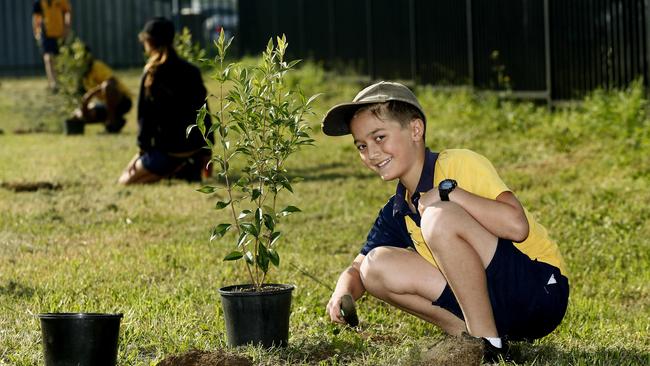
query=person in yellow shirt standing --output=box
[32,0,72,92]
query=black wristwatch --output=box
[438,179,457,201]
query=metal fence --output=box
[238,0,650,101]
[2,0,650,100]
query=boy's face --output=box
[350,109,424,182]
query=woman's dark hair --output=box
[139,17,176,96]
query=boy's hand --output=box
[418,188,442,216]
[326,293,346,324]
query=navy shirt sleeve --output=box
[360,196,412,255]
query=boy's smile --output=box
[350,109,425,190]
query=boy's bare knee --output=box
[421,202,463,247]
[360,247,392,295]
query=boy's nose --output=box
[368,145,380,159]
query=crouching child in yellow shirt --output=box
[69,48,132,133]
[321,81,569,362]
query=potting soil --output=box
[418,332,484,366]
[156,349,252,366]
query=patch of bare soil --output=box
[156,349,252,366]
[418,333,484,366]
[12,122,50,134]
[0,181,62,192]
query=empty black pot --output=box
[63,118,84,135]
[219,284,294,347]
[38,313,123,366]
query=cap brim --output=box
[322,101,377,136]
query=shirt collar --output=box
[393,148,437,217]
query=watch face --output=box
[440,180,453,190]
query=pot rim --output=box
[37,312,123,319]
[219,283,295,296]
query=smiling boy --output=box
[322,81,569,362]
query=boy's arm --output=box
[326,254,366,324]
[419,188,529,242]
[32,14,42,40]
[63,0,72,38]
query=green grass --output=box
[0,65,649,365]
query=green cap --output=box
[322,81,425,136]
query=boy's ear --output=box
[410,118,425,141]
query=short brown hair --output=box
[353,100,425,130]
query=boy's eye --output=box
[356,144,366,151]
[374,135,385,143]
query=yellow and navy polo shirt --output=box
[82,60,132,100]
[33,0,71,38]
[361,148,567,277]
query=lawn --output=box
[0,63,648,365]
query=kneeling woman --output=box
[119,17,212,184]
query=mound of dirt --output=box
[418,333,484,366]
[156,349,252,366]
[0,181,62,192]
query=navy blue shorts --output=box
[432,238,569,341]
[41,37,59,54]
[139,150,186,177]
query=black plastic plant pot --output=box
[38,313,123,366]
[219,284,295,348]
[64,118,84,135]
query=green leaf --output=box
[237,209,252,219]
[196,185,216,194]
[251,188,262,200]
[215,200,230,210]
[223,251,243,261]
[236,232,249,248]
[240,222,259,237]
[269,249,280,267]
[195,103,208,135]
[270,231,282,246]
[263,213,275,231]
[279,179,293,193]
[306,93,322,106]
[235,177,250,188]
[210,223,231,241]
[244,251,254,264]
[257,243,270,273]
[254,208,263,233]
[186,124,197,139]
[279,206,301,216]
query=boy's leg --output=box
[420,201,500,338]
[359,246,466,335]
[102,79,119,123]
[43,52,57,90]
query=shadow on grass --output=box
[279,337,364,364]
[0,280,35,299]
[513,342,650,365]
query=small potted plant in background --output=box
[55,37,89,134]
[191,30,319,347]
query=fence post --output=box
[409,0,417,82]
[645,0,650,89]
[544,0,552,105]
[465,0,474,86]
[366,0,374,80]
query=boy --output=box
[321,81,569,362]
[32,0,72,92]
